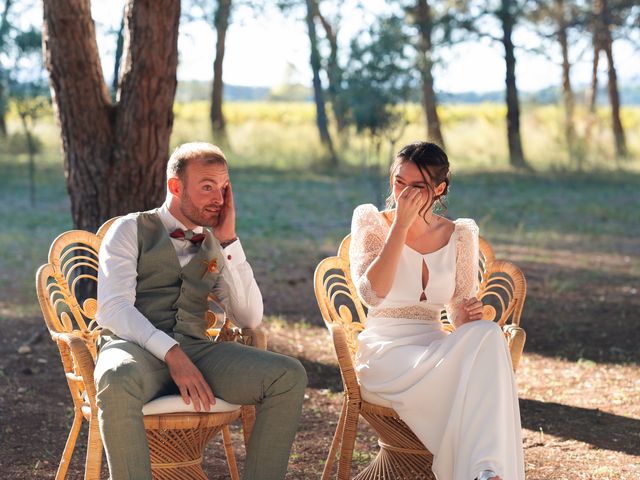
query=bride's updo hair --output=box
[385,141,451,218]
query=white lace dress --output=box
[350,204,524,480]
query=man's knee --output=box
[274,356,308,396]
[95,358,145,407]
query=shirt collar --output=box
[158,202,204,234]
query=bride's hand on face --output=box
[394,186,426,230]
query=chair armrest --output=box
[53,331,98,404]
[329,324,361,403]
[502,324,526,372]
[209,316,269,351]
[238,327,268,350]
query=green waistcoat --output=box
[134,210,222,340]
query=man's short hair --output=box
[166,142,227,180]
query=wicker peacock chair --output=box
[314,234,526,480]
[36,217,266,480]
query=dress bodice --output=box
[382,234,456,309]
[349,204,479,323]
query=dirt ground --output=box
[1,239,639,479]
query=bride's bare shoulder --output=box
[435,215,454,226]
[380,209,395,225]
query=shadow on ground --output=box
[520,398,640,455]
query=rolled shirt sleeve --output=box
[217,238,263,329]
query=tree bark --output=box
[603,38,627,158]
[499,0,527,168]
[588,44,599,113]
[0,83,6,137]
[18,112,36,206]
[312,1,347,133]
[43,0,180,231]
[210,0,231,143]
[413,0,445,149]
[556,0,577,163]
[0,0,14,137]
[304,0,337,165]
[598,0,627,158]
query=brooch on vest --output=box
[203,258,219,277]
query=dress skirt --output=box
[356,318,525,480]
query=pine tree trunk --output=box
[603,40,627,158]
[599,0,627,158]
[0,0,14,137]
[414,0,445,149]
[210,0,231,143]
[19,113,36,206]
[589,44,599,113]
[43,0,180,232]
[500,0,527,168]
[591,0,627,158]
[0,88,6,136]
[556,0,576,164]
[305,0,337,165]
[313,3,346,133]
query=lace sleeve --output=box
[445,219,479,325]
[349,204,387,307]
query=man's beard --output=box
[180,191,221,227]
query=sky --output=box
[31,1,640,94]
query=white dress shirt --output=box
[96,203,263,360]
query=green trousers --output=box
[94,334,307,480]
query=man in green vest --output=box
[95,142,307,479]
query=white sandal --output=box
[477,470,498,480]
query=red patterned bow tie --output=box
[170,228,206,245]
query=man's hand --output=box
[164,345,216,411]
[213,181,237,244]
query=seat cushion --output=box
[142,394,240,415]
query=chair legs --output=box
[144,411,242,480]
[324,400,435,480]
[222,425,240,480]
[322,397,348,480]
[56,412,243,480]
[356,404,435,480]
[240,405,256,448]
[331,398,361,480]
[55,411,83,480]
[337,401,361,480]
[84,417,103,480]
[352,445,434,480]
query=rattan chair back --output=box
[319,234,525,359]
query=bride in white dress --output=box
[350,142,524,480]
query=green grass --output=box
[1,102,639,319]
[170,101,640,171]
